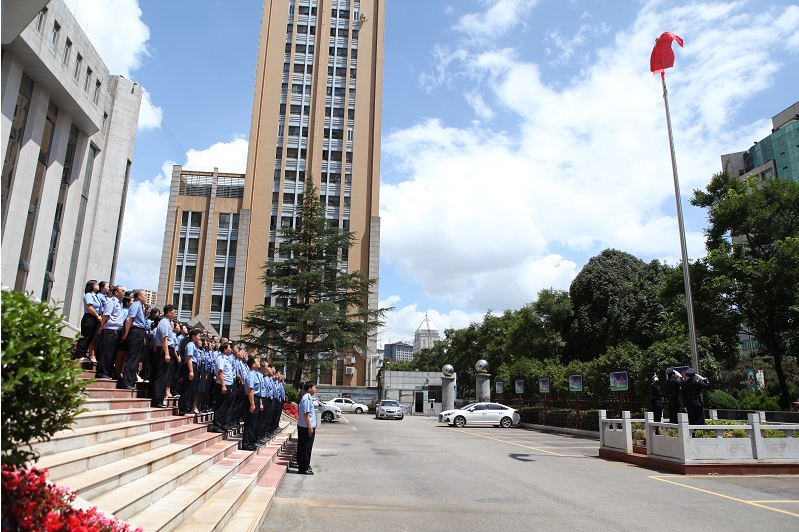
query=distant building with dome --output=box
[413,315,441,354]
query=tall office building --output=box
[2,0,142,327]
[413,316,440,354]
[159,0,384,385]
[721,101,799,184]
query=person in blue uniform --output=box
[241,356,263,451]
[151,305,177,408]
[73,280,101,361]
[121,290,148,390]
[178,329,201,416]
[211,343,236,432]
[95,285,126,380]
[296,381,317,475]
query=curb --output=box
[519,422,599,440]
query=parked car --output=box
[438,402,520,428]
[375,399,404,420]
[326,397,369,414]
[313,399,342,422]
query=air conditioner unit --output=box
[345,367,356,375]
[346,356,356,364]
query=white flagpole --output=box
[660,72,700,372]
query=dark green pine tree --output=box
[240,179,388,389]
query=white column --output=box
[1,83,49,283]
[1,56,24,160]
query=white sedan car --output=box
[313,399,342,422]
[326,397,369,414]
[438,402,520,428]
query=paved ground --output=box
[262,412,799,531]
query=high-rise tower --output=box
[159,0,384,386]
[238,0,384,384]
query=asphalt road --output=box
[261,412,799,532]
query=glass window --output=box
[50,21,60,48]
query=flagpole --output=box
[660,72,700,371]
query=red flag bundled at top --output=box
[650,32,684,76]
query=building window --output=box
[50,21,61,48]
[93,80,101,104]
[84,67,92,92]
[102,112,108,134]
[35,8,47,32]
[73,54,82,79]
[351,48,358,59]
[62,39,72,65]
[347,128,353,141]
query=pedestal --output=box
[442,376,455,411]
[476,373,491,403]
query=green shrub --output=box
[704,389,740,410]
[283,383,297,404]
[1,291,87,465]
[694,420,748,438]
[739,393,781,411]
[763,429,786,438]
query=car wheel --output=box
[500,416,512,428]
[454,416,466,428]
[322,411,333,422]
[355,407,363,414]
[398,415,403,420]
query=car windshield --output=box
[459,403,476,410]
[381,401,399,407]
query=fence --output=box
[503,396,649,432]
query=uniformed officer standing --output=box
[211,343,236,432]
[73,280,102,361]
[296,381,317,475]
[664,368,683,423]
[241,356,262,451]
[151,305,177,408]
[95,285,126,380]
[649,374,663,423]
[681,368,711,426]
[121,290,148,390]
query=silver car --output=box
[375,399,404,420]
[438,402,520,428]
[313,399,342,422]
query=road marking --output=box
[649,476,799,518]
[352,427,357,431]
[341,416,350,424]
[420,421,580,457]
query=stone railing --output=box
[598,410,799,464]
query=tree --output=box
[1,291,87,465]
[240,179,389,389]
[691,172,799,409]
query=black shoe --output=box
[210,428,225,433]
[298,470,314,475]
[241,445,257,451]
[125,385,137,391]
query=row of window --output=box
[271,191,351,208]
[35,8,102,106]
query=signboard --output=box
[514,379,524,394]
[746,369,764,392]
[569,375,583,392]
[539,378,550,394]
[496,381,504,394]
[609,371,628,392]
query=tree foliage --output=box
[1,291,87,465]
[240,179,389,388]
[691,172,799,409]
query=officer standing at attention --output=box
[121,290,148,391]
[95,285,126,380]
[649,374,663,423]
[151,305,177,408]
[296,381,317,475]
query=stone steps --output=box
[42,366,296,531]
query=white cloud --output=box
[378,297,482,346]
[380,0,799,318]
[454,0,539,42]
[67,0,149,77]
[116,138,249,290]
[137,88,162,130]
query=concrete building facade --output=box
[384,341,413,362]
[159,0,385,387]
[413,315,440,354]
[1,0,142,325]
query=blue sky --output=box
[68,0,799,345]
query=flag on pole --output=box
[650,32,684,75]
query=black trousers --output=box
[687,404,704,425]
[259,398,274,440]
[667,397,681,423]
[242,399,261,449]
[270,399,283,433]
[212,382,234,431]
[123,328,146,388]
[296,426,315,473]
[179,361,199,413]
[151,346,174,406]
[95,329,120,378]
[74,313,98,359]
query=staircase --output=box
[32,369,297,532]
